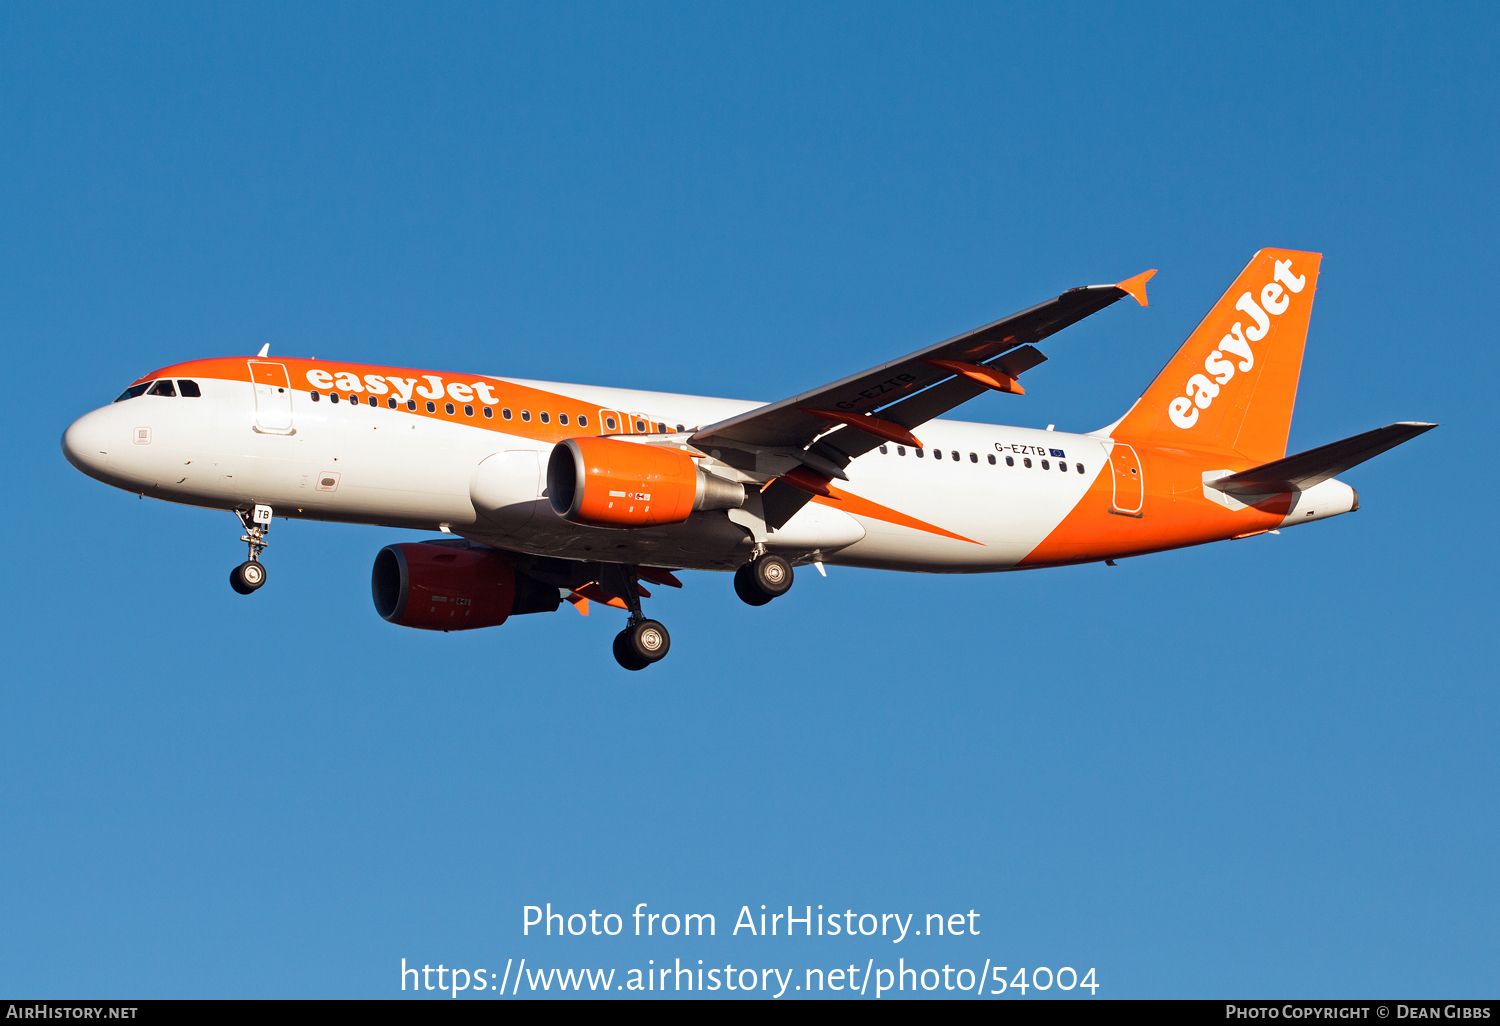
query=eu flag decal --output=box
[1049,448,1066,458]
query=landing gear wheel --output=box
[614,620,670,670]
[230,560,267,595]
[734,564,773,606]
[734,554,793,605]
[753,554,793,597]
[612,631,650,671]
[629,620,670,662]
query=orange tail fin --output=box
[1110,249,1322,463]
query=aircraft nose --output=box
[62,408,113,472]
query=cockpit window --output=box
[177,380,201,397]
[147,380,177,397]
[114,382,151,402]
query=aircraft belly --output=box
[462,508,753,572]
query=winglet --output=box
[256,343,271,357]
[1115,269,1157,307]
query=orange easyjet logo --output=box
[1167,259,1307,429]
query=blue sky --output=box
[2,2,1496,999]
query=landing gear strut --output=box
[230,505,272,595]
[734,552,793,606]
[604,564,672,671]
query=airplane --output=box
[62,248,1434,670]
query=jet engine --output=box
[371,540,561,631]
[547,436,745,528]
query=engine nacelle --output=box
[371,540,561,631]
[547,436,745,528]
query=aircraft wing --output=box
[1214,422,1438,495]
[690,270,1155,465]
[688,271,1153,528]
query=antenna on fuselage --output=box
[256,343,270,357]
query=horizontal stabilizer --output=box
[1214,422,1437,495]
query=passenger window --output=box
[502,408,512,420]
[1059,462,1068,472]
[578,414,587,427]
[147,380,177,397]
[675,423,684,431]
[538,412,548,423]
[657,422,668,433]
[483,406,493,418]
[177,380,201,397]
[1023,458,1031,468]
[605,416,617,430]
[897,446,906,456]
[348,394,358,404]
[426,401,436,412]
[464,404,473,417]
[331,392,340,404]
[445,402,456,415]
[951,450,960,461]
[969,452,977,463]
[368,396,378,407]
[1041,459,1050,470]
[310,391,321,401]
[987,454,996,465]
[916,448,925,458]
[879,445,888,454]
[113,383,151,402]
[407,400,416,410]
[1077,463,1085,474]
[934,449,942,460]
[559,413,569,425]
[635,419,647,432]
[521,410,531,422]
[387,397,397,409]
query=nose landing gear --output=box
[734,552,793,606]
[602,564,672,671]
[230,505,272,595]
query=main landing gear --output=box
[734,552,794,607]
[230,505,272,595]
[605,565,672,672]
[613,620,670,672]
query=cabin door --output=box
[248,361,295,434]
[1107,441,1143,516]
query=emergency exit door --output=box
[248,360,294,434]
[1107,441,1143,516]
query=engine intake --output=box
[547,436,745,528]
[371,540,561,631]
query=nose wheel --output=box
[230,560,267,594]
[230,505,273,596]
[734,553,793,606]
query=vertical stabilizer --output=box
[1111,249,1321,463]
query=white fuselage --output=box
[63,364,1357,575]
